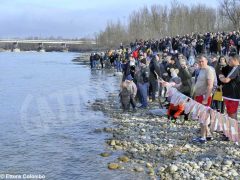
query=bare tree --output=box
[219,0,240,29]
[97,1,235,47]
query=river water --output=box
[0,52,142,180]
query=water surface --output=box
[0,52,145,180]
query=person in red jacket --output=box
[132,49,139,60]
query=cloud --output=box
[0,0,218,38]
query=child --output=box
[120,74,137,112]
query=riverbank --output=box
[90,92,240,179]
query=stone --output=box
[146,163,153,168]
[148,168,155,176]
[100,152,110,157]
[198,161,204,167]
[183,173,190,179]
[158,167,165,173]
[192,163,200,169]
[115,140,121,145]
[223,159,233,166]
[167,144,174,148]
[119,166,125,170]
[203,161,212,170]
[162,124,168,129]
[173,174,181,179]
[130,148,138,153]
[222,166,228,171]
[114,145,123,150]
[108,163,119,170]
[134,167,144,172]
[169,165,178,173]
[150,177,157,180]
[110,140,116,146]
[213,170,221,176]
[172,150,181,157]
[222,173,228,177]
[118,156,129,163]
[198,173,205,179]
[103,127,113,133]
[230,170,238,177]
[184,144,192,149]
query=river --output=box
[0,52,141,180]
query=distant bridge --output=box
[0,39,96,45]
[0,39,96,52]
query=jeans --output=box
[96,60,100,68]
[92,60,96,68]
[137,82,149,107]
[116,61,122,72]
[149,79,158,101]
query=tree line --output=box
[97,0,240,48]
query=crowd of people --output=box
[90,31,240,144]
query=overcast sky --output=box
[0,0,218,39]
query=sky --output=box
[0,0,218,39]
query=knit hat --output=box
[126,74,133,81]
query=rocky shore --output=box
[90,93,240,180]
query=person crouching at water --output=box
[162,69,185,122]
[120,74,137,112]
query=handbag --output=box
[213,90,223,101]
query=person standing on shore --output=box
[219,55,240,120]
[90,53,94,69]
[136,58,150,108]
[192,55,215,144]
[149,54,161,102]
[122,55,136,81]
[120,74,137,112]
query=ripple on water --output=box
[0,52,140,180]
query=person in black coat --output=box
[149,54,161,101]
[219,55,240,120]
[178,59,192,97]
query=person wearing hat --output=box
[135,58,150,108]
[120,74,137,112]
